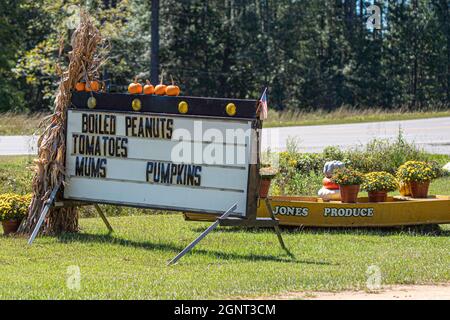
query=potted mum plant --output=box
[362,172,398,202]
[259,166,278,198]
[396,161,439,198]
[331,168,364,203]
[0,193,31,235]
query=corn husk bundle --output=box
[19,12,104,235]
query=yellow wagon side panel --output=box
[184,196,450,227]
[260,197,450,227]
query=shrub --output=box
[0,193,31,221]
[322,146,345,162]
[396,161,440,183]
[295,153,325,174]
[272,171,322,196]
[331,168,364,186]
[343,130,428,174]
[292,130,429,176]
[361,172,398,192]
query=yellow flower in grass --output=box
[288,159,298,167]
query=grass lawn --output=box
[0,113,48,136]
[0,215,449,299]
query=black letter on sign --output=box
[81,114,88,133]
[194,166,202,186]
[166,119,174,139]
[100,158,107,178]
[146,162,154,182]
[125,116,131,136]
[75,156,85,176]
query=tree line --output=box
[1,0,449,112]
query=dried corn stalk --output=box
[19,12,104,235]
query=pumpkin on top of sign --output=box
[128,78,143,94]
[75,82,85,92]
[166,76,180,96]
[154,74,167,95]
[85,80,100,92]
[143,80,154,95]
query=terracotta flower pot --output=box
[339,184,360,203]
[368,191,388,203]
[2,220,21,235]
[399,181,412,197]
[410,181,430,198]
[259,178,272,198]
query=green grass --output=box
[429,177,450,195]
[0,151,448,299]
[0,215,449,299]
[264,108,450,128]
[0,112,48,135]
[0,156,34,194]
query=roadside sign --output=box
[64,92,260,217]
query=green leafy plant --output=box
[362,172,398,192]
[396,161,440,183]
[331,168,364,186]
[0,193,31,221]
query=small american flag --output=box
[258,88,268,120]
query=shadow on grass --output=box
[199,224,450,237]
[56,232,333,266]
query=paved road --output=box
[0,135,39,156]
[261,116,450,155]
[0,117,449,155]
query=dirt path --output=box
[260,283,450,300]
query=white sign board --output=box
[64,109,256,216]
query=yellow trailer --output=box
[184,195,450,227]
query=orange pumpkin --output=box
[75,82,85,92]
[154,74,167,95]
[85,81,100,92]
[128,78,143,94]
[166,85,180,96]
[143,80,154,95]
[155,84,167,95]
[165,76,180,96]
[323,177,339,190]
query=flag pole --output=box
[260,87,268,100]
[256,87,268,114]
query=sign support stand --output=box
[94,204,114,233]
[264,198,287,250]
[28,198,114,245]
[167,203,238,266]
[28,184,61,245]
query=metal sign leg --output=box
[264,198,287,250]
[94,204,113,233]
[27,184,61,245]
[167,203,238,266]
